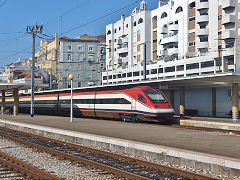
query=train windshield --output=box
[143,89,168,104]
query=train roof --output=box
[21,84,155,96]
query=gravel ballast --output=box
[0,137,119,179]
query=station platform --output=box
[179,116,240,131]
[0,114,239,177]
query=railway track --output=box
[0,127,212,180]
[0,150,60,180]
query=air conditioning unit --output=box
[88,82,95,86]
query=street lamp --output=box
[69,74,74,122]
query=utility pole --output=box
[26,24,43,117]
[141,42,149,81]
[143,43,147,80]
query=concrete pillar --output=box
[212,88,216,117]
[170,89,175,108]
[1,90,5,115]
[180,87,185,118]
[232,83,239,121]
[13,88,19,116]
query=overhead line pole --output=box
[26,24,43,117]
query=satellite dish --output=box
[117,39,123,46]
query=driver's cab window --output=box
[138,94,147,103]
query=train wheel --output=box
[131,114,140,123]
[120,114,129,122]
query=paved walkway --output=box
[182,116,240,124]
[0,114,240,159]
[180,116,240,131]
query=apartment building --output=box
[57,35,106,89]
[103,0,240,118]
[105,1,151,78]
[103,0,239,84]
[36,33,59,89]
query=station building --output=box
[103,0,240,119]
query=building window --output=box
[107,30,111,35]
[68,45,72,50]
[88,55,94,62]
[126,24,128,28]
[133,21,136,26]
[152,16,157,22]
[67,82,71,88]
[115,29,117,33]
[138,18,143,24]
[189,2,195,9]
[218,15,222,20]
[189,42,195,46]
[78,82,81,87]
[161,12,167,19]
[77,74,81,78]
[67,54,72,61]
[175,7,183,14]
[78,45,83,51]
[78,54,84,61]
[199,36,208,42]
[189,17,195,22]
[88,46,93,51]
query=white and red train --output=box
[5,86,174,122]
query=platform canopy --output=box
[154,73,240,88]
[0,83,48,92]
[108,72,240,89]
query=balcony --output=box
[196,28,209,36]
[197,41,209,49]
[160,35,178,45]
[222,0,236,10]
[222,30,236,40]
[196,15,209,23]
[117,46,128,55]
[161,49,168,56]
[168,48,179,55]
[196,1,209,10]
[169,24,178,31]
[222,47,234,57]
[222,14,236,25]
[159,27,168,34]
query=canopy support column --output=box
[13,88,19,116]
[180,87,185,118]
[232,83,239,121]
[212,88,216,117]
[1,90,5,115]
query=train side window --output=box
[138,94,147,103]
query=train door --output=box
[131,98,136,111]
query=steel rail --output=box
[0,129,149,180]
[0,151,60,180]
[0,127,213,180]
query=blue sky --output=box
[0,0,162,67]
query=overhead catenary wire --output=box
[0,0,8,8]
[0,0,141,63]
[61,0,143,35]
[0,0,92,63]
